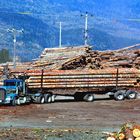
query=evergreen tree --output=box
[0,49,11,63]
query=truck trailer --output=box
[25,68,140,103]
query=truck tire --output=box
[16,98,21,105]
[36,96,45,104]
[83,94,94,102]
[44,94,52,103]
[51,95,55,103]
[114,91,125,101]
[126,90,137,99]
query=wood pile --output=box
[32,46,90,70]
[0,44,139,82]
[6,62,32,70]
[32,44,140,70]
[106,122,140,140]
[25,68,140,92]
[0,62,32,83]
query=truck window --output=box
[19,82,23,87]
[5,82,16,86]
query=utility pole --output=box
[81,12,93,46]
[7,28,23,69]
[59,22,62,48]
[85,12,88,46]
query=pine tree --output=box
[0,49,11,63]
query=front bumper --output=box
[0,99,11,104]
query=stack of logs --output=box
[106,123,140,140]
[32,46,90,70]
[0,66,4,85]
[25,68,140,92]
[32,44,140,70]
[0,44,139,84]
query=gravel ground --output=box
[0,97,140,139]
[0,128,106,140]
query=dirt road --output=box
[0,98,140,131]
[0,98,140,139]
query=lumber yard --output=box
[0,44,139,105]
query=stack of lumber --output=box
[83,44,140,70]
[0,44,139,81]
[25,68,140,90]
[7,62,32,70]
[0,62,32,80]
[106,122,140,140]
[32,44,140,70]
[98,45,140,69]
[32,46,90,70]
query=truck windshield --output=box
[5,82,16,86]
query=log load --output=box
[24,68,140,93]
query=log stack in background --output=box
[0,44,139,82]
[32,45,90,70]
[32,44,140,70]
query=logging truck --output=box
[0,68,139,105]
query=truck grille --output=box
[0,88,6,100]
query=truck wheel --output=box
[36,96,45,104]
[126,90,137,99]
[114,91,125,101]
[10,98,16,106]
[83,94,94,102]
[16,98,21,105]
[51,95,55,103]
[44,94,52,103]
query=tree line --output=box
[0,49,11,63]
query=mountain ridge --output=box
[0,0,139,61]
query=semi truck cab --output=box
[0,79,29,105]
[4,79,24,93]
[0,86,18,105]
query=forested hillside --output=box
[0,0,139,61]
